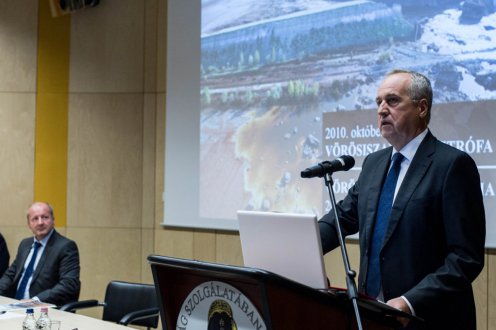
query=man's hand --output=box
[387,297,411,327]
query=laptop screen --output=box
[237,210,329,289]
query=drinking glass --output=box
[50,320,61,330]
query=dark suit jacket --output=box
[0,233,9,277]
[319,131,485,330]
[0,230,80,306]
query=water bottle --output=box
[22,308,36,330]
[35,307,51,330]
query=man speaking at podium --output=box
[318,70,485,329]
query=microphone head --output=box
[300,169,311,178]
[340,155,355,170]
[300,155,355,179]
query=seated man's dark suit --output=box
[0,230,80,306]
[0,233,9,277]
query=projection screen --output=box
[164,0,496,247]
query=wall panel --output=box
[67,93,143,228]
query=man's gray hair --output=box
[387,69,433,124]
[26,202,54,220]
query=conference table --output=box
[0,296,130,329]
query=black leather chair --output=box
[60,280,160,329]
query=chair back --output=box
[102,280,159,328]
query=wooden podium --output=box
[148,255,404,330]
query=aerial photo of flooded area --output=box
[199,0,496,219]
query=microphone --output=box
[300,155,355,178]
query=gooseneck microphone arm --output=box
[324,172,363,330]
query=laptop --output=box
[237,210,329,289]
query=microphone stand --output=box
[324,172,363,330]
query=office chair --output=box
[60,280,160,329]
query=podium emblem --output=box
[176,281,266,329]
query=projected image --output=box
[199,0,496,223]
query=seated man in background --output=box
[0,233,9,277]
[0,202,80,306]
